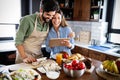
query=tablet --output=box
[49,38,70,47]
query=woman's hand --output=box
[61,40,72,48]
[68,31,75,38]
[23,56,37,63]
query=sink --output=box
[113,49,120,54]
[88,45,111,51]
[107,48,120,54]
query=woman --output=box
[45,10,75,57]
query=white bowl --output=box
[46,71,60,79]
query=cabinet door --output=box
[71,46,79,53]
[73,0,91,21]
[89,50,106,61]
[78,47,89,57]
[105,55,118,61]
[71,46,89,57]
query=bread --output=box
[68,54,78,60]
[39,59,61,71]
[68,53,84,60]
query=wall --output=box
[0,0,21,23]
[67,21,108,45]
[112,0,120,29]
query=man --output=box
[15,0,59,63]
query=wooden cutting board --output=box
[8,63,40,71]
[79,31,91,44]
[8,57,47,71]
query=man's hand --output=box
[23,56,37,63]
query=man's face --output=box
[42,11,56,22]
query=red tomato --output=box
[73,65,79,70]
[72,60,79,67]
[63,53,69,59]
[65,64,73,70]
[77,62,85,70]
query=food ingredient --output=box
[60,51,69,59]
[102,60,119,74]
[64,60,85,70]
[116,58,120,72]
[63,53,69,59]
[10,69,41,80]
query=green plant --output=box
[94,10,99,14]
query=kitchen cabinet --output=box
[22,0,107,21]
[90,0,106,22]
[89,49,106,61]
[57,0,74,20]
[105,54,117,61]
[71,46,79,53]
[57,0,91,21]
[72,46,89,57]
[0,51,16,65]
[72,45,119,61]
[73,0,91,21]
[57,0,107,21]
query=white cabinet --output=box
[0,0,21,23]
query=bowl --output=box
[63,64,85,78]
[46,71,60,79]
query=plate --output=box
[37,67,46,73]
[10,69,41,80]
[100,64,120,77]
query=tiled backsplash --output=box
[67,21,108,45]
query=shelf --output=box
[90,19,99,22]
[91,6,100,9]
[60,7,73,10]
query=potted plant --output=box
[93,10,99,20]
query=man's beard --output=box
[42,14,50,23]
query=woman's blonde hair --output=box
[49,10,68,28]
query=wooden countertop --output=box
[36,59,104,80]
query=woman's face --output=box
[52,13,62,28]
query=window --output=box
[107,0,120,45]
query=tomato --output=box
[63,53,69,59]
[64,64,73,70]
[72,60,79,67]
[73,65,79,70]
[77,62,86,70]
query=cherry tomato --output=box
[72,60,79,67]
[77,62,86,70]
[63,53,69,59]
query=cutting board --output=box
[79,31,91,44]
[8,57,47,71]
[8,63,40,71]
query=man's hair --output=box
[40,0,60,12]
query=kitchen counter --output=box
[1,59,120,80]
[75,41,120,58]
